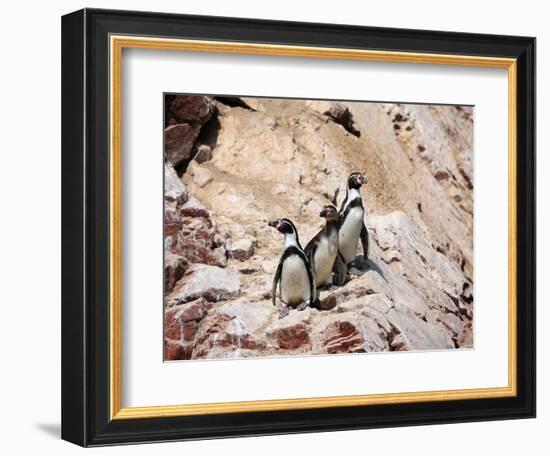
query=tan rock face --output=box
[164,96,474,361]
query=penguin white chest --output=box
[339,206,364,264]
[313,232,338,286]
[280,255,311,306]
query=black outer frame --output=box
[61,8,536,447]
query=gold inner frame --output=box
[109,35,518,420]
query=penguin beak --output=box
[319,208,327,218]
[268,219,279,228]
[357,174,367,186]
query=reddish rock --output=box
[434,169,450,181]
[274,323,310,350]
[164,340,192,361]
[165,251,188,292]
[179,298,212,321]
[323,321,364,354]
[164,202,182,239]
[164,164,188,244]
[164,307,183,340]
[164,299,211,329]
[266,309,312,350]
[165,123,200,167]
[164,299,212,354]
[163,170,227,268]
[167,95,213,126]
[179,196,211,219]
[182,320,199,341]
[171,217,227,267]
[192,311,268,359]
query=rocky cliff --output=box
[163,95,474,361]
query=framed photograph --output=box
[61,8,535,447]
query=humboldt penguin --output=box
[268,218,316,319]
[334,172,369,283]
[304,205,340,297]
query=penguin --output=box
[304,205,340,297]
[334,172,369,283]
[268,218,316,319]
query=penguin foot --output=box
[278,305,289,319]
[296,301,309,311]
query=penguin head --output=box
[320,205,338,221]
[268,218,297,235]
[347,172,367,189]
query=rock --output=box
[164,340,192,361]
[228,238,255,261]
[179,195,211,219]
[318,293,338,310]
[164,96,214,168]
[194,144,212,163]
[164,164,189,246]
[167,264,240,305]
[385,310,454,351]
[164,172,229,268]
[164,251,188,292]
[322,319,364,354]
[217,299,273,333]
[167,95,213,126]
[164,163,188,204]
[165,123,200,167]
[188,161,214,188]
[324,102,361,137]
[356,315,390,351]
[436,311,468,345]
[165,298,212,340]
[164,201,182,240]
[172,220,227,267]
[272,323,310,350]
[164,299,213,358]
[267,309,312,350]
[192,310,269,359]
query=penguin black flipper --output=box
[360,222,370,259]
[338,193,347,225]
[304,251,316,309]
[272,259,283,307]
[304,229,323,269]
[333,250,348,286]
[304,238,316,275]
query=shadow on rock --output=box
[350,255,387,282]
